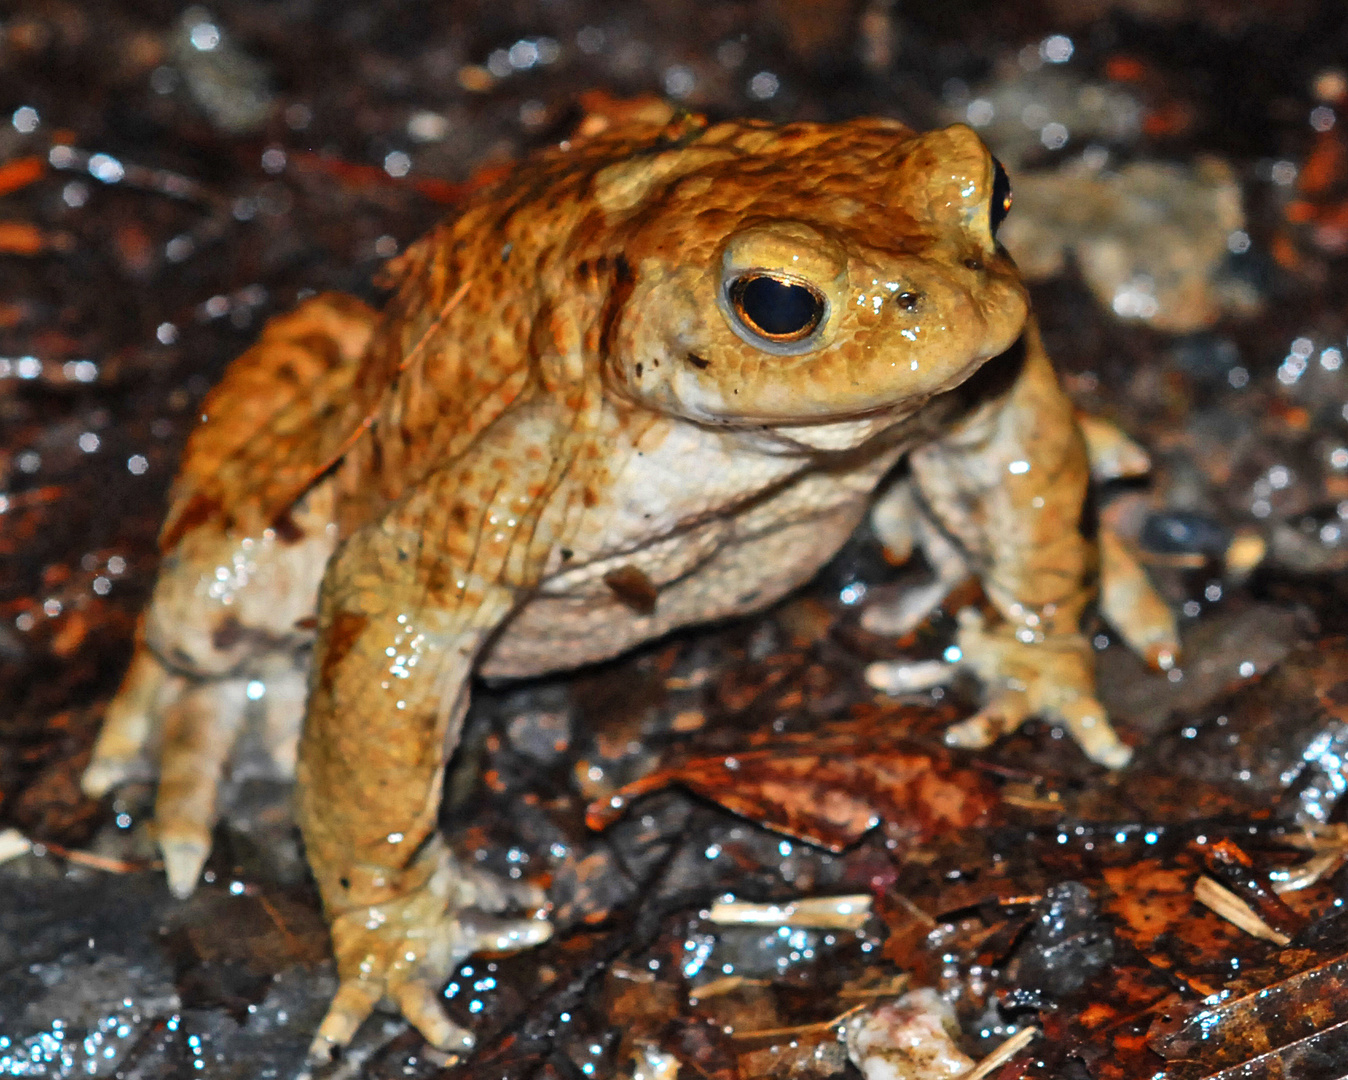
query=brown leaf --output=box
[1147,948,1348,1078]
[661,1017,740,1080]
[1042,954,1179,1080]
[1102,859,1254,994]
[588,711,997,851]
[10,726,100,845]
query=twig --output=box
[962,1026,1039,1080]
[1194,875,1292,946]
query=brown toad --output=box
[84,109,1176,1057]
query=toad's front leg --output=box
[909,320,1173,767]
[299,421,573,1060]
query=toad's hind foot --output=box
[85,641,309,898]
[947,608,1132,769]
[309,851,552,1063]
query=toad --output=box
[83,109,1176,1058]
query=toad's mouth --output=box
[675,344,1001,434]
[739,398,942,453]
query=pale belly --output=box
[478,497,868,678]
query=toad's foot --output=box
[83,648,308,898]
[945,608,1132,769]
[309,855,552,1063]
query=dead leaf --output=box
[1147,949,1348,1077]
[588,713,997,852]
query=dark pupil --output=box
[737,276,823,338]
[990,158,1012,235]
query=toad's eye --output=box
[727,273,826,344]
[990,157,1012,236]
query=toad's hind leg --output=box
[87,291,374,895]
[152,657,309,895]
[84,492,333,896]
[83,632,261,894]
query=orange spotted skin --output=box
[87,109,1172,1057]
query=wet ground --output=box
[4,1,1348,1077]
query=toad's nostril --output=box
[896,291,921,311]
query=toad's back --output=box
[163,112,974,547]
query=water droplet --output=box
[11,105,39,133]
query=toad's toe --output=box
[943,690,1030,750]
[1099,529,1180,669]
[951,607,1133,768]
[81,757,136,799]
[1058,695,1133,769]
[308,979,383,1064]
[85,650,181,797]
[160,835,211,899]
[458,910,554,953]
[312,853,553,1059]
[393,980,476,1053]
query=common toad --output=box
[84,109,1176,1057]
